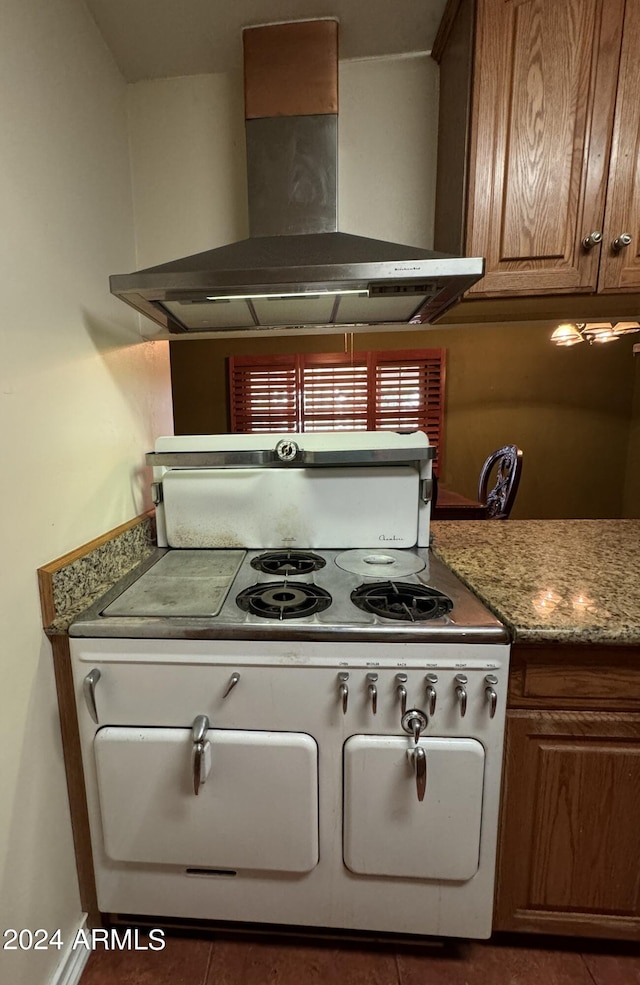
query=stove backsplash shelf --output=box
[145,445,435,470]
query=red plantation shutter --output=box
[229,354,298,432]
[301,355,368,431]
[371,349,445,469]
[229,349,445,468]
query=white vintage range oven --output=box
[69,431,510,940]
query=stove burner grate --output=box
[236,581,332,620]
[251,550,327,576]
[351,581,454,622]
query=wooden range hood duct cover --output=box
[109,20,485,339]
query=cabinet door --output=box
[495,710,640,939]
[466,0,624,296]
[343,735,485,880]
[94,727,318,873]
[599,0,640,291]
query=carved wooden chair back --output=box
[478,445,523,519]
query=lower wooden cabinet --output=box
[495,706,640,939]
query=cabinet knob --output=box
[611,233,632,251]
[581,230,602,250]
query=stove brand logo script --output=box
[379,534,403,542]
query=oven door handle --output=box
[406,744,427,802]
[414,745,427,802]
[191,716,211,795]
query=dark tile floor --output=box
[78,929,640,985]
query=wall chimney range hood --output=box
[110,20,484,339]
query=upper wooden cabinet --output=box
[433,0,640,298]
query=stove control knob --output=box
[337,672,349,714]
[395,673,408,715]
[454,674,468,717]
[425,673,438,716]
[366,673,378,714]
[485,674,498,718]
[275,439,299,462]
[401,708,428,744]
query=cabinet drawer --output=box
[508,646,640,708]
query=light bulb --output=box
[550,323,584,346]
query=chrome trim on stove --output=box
[145,446,435,469]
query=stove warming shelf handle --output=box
[145,447,435,469]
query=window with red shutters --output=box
[228,349,445,468]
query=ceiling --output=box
[83,0,448,82]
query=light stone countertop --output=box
[431,519,640,645]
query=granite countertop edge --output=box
[431,518,640,648]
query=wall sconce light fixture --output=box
[550,321,640,346]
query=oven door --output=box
[94,727,319,873]
[343,735,485,880]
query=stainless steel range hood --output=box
[110,21,484,339]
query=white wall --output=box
[128,71,249,270]
[127,54,438,277]
[0,2,172,984]
[338,55,438,249]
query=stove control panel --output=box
[333,669,502,724]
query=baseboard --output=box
[48,914,90,985]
